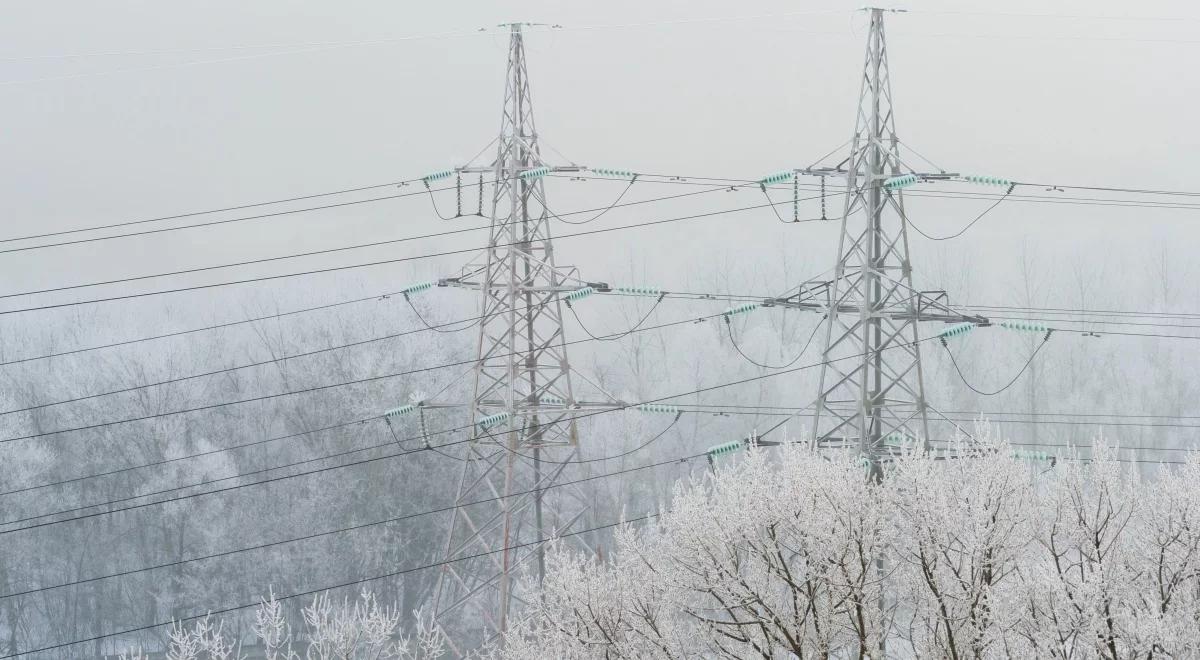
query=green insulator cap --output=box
[706,439,744,458]
[936,322,976,339]
[966,174,1013,187]
[1000,320,1049,333]
[520,166,550,180]
[635,403,679,415]
[423,169,454,183]
[400,281,435,295]
[593,167,635,179]
[565,286,596,302]
[479,411,511,429]
[759,171,794,186]
[723,302,760,317]
[1013,449,1051,462]
[884,174,918,190]
[616,285,664,297]
[385,403,417,418]
[883,432,911,446]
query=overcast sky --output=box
[1,0,1197,345]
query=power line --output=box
[0,178,490,258]
[707,289,1200,328]
[10,425,1196,656]
[566,296,665,342]
[0,175,745,301]
[612,171,1200,203]
[831,182,1200,210]
[0,453,699,600]
[986,321,1200,341]
[0,303,501,416]
[11,282,1200,434]
[0,287,829,497]
[726,314,823,370]
[0,219,480,301]
[903,184,1015,241]
[0,307,718,444]
[633,285,1200,338]
[943,417,1200,434]
[9,294,1198,514]
[533,177,639,226]
[678,401,1200,422]
[7,376,1181,652]
[0,287,821,498]
[0,414,371,499]
[0,422,396,530]
[1,287,740,416]
[0,332,932,533]
[0,305,736,499]
[941,332,1052,396]
[0,209,759,371]
[605,174,1200,234]
[980,315,1200,331]
[680,403,1200,437]
[622,284,1200,336]
[720,406,1199,467]
[11,280,873,451]
[0,512,660,658]
[9,274,1200,501]
[963,303,1200,320]
[6,171,1200,315]
[508,412,684,465]
[0,194,812,317]
[0,306,700,520]
[640,284,1200,327]
[0,289,400,367]
[0,333,726,527]
[14,167,1200,274]
[0,178,421,245]
[635,288,1200,343]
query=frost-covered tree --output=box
[116,590,445,660]
[890,429,1036,658]
[501,447,897,659]
[500,437,1200,660]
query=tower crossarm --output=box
[795,166,958,182]
[408,401,471,410]
[473,399,626,410]
[457,164,585,175]
[767,279,988,326]
[438,276,610,294]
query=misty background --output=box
[1,0,1199,656]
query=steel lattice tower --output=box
[431,23,612,641]
[801,8,985,476]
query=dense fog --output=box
[2,0,1198,657]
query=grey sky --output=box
[0,0,1197,341]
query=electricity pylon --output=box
[429,22,618,642]
[793,8,987,477]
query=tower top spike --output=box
[495,21,561,29]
